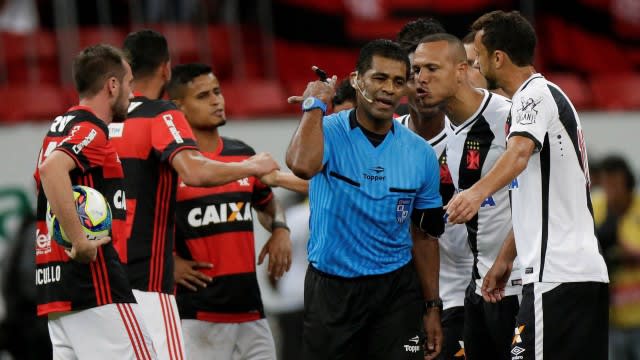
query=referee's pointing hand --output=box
[287,66,337,105]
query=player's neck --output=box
[355,107,392,135]
[501,65,537,98]
[79,97,112,125]
[408,108,445,141]
[132,77,165,100]
[446,85,484,126]
[193,128,220,153]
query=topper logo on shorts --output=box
[403,335,421,353]
[396,198,412,224]
[188,202,252,227]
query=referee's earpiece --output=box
[352,71,374,103]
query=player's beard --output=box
[112,90,129,122]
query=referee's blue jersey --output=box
[308,109,442,277]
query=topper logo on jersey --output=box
[50,115,75,132]
[517,97,542,125]
[163,114,184,144]
[187,202,252,227]
[35,228,51,255]
[72,129,97,154]
[363,166,385,181]
[465,140,481,170]
[396,198,412,224]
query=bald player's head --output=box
[418,33,467,65]
[411,33,469,108]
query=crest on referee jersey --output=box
[396,198,412,224]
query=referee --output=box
[287,39,445,360]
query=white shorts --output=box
[182,318,276,360]
[133,290,185,360]
[48,303,156,360]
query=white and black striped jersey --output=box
[507,74,608,284]
[446,89,522,297]
[397,115,472,309]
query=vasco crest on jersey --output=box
[396,198,412,224]
[517,97,542,125]
[464,140,481,170]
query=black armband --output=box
[410,207,445,237]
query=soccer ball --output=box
[46,185,112,248]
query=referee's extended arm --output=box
[286,76,337,179]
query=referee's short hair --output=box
[72,44,127,98]
[396,18,446,54]
[471,10,536,67]
[123,29,170,79]
[356,39,410,79]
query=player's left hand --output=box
[423,309,442,360]
[445,188,484,224]
[258,228,292,279]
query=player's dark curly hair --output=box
[396,18,446,54]
[599,155,636,190]
[356,39,410,79]
[471,11,536,66]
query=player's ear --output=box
[107,76,119,96]
[494,50,506,69]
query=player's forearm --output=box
[286,110,324,180]
[174,150,258,187]
[39,160,87,247]
[471,139,532,199]
[412,227,440,300]
[270,172,309,195]
[497,228,517,264]
[257,198,287,232]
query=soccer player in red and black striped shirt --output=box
[35,45,155,359]
[166,63,292,359]
[111,30,279,359]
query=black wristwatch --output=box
[271,220,290,233]
[425,298,443,312]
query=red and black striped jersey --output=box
[109,95,198,294]
[175,137,273,323]
[34,106,135,316]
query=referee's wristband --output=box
[271,221,290,233]
[301,96,327,116]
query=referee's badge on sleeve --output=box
[396,198,412,224]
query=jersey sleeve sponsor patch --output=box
[55,121,108,172]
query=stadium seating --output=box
[221,80,292,117]
[0,85,69,123]
[589,73,640,110]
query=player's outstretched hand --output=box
[173,254,213,292]
[65,236,111,263]
[287,66,338,105]
[423,310,442,360]
[247,152,280,178]
[481,259,513,303]
[258,228,292,280]
[445,188,484,224]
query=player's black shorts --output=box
[512,282,608,360]
[437,306,465,359]
[302,260,425,360]
[463,282,520,360]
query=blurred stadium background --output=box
[0,0,638,359]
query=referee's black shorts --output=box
[512,282,608,360]
[463,282,520,360]
[302,260,425,360]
